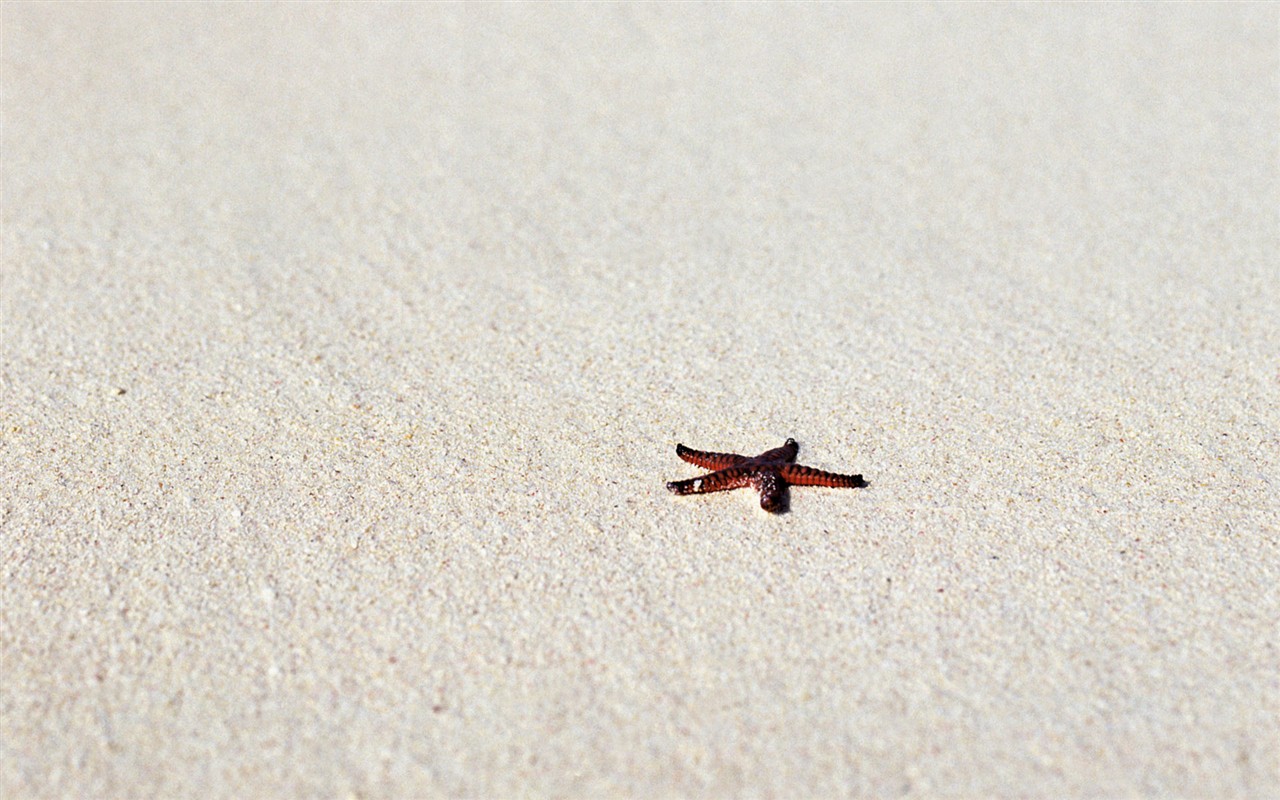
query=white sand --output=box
[3,5,1277,797]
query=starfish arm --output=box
[666,467,753,495]
[751,470,787,512]
[780,464,867,488]
[756,438,799,463]
[675,443,749,470]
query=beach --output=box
[3,5,1277,797]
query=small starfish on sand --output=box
[666,438,867,513]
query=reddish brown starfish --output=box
[666,438,867,513]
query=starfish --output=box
[665,438,867,513]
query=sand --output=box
[3,4,1277,797]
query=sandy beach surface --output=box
[3,4,1277,797]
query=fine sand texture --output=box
[3,5,1277,798]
